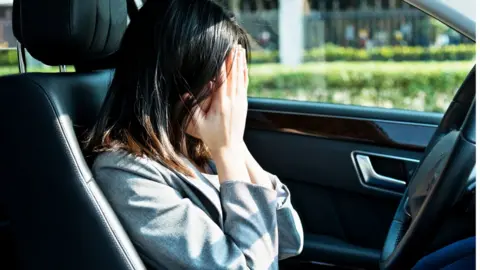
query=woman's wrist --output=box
[210,145,250,184]
[210,145,244,162]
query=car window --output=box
[0,4,73,74]
[0,4,17,75]
[235,1,474,113]
[1,1,474,113]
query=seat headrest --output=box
[13,0,128,66]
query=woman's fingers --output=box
[236,48,245,98]
[211,62,227,112]
[240,48,248,99]
[209,45,246,113]
[228,46,238,97]
[243,49,249,93]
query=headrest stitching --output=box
[88,1,100,51]
[102,0,114,53]
[68,0,72,45]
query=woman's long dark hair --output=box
[84,0,250,176]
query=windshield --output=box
[441,0,475,23]
[407,0,475,41]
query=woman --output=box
[85,0,303,269]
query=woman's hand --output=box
[191,45,248,158]
[190,45,250,183]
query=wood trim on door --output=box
[247,110,436,152]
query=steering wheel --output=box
[379,68,476,270]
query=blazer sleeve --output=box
[269,173,304,260]
[208,161,304,260]
[95,164,280,270]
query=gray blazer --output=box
[93,151,304,270]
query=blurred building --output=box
[230,0,470,50]
[0,0,470,50]
[225,0,409,12]
[0,0,13,48]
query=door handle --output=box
[355,154,406,192]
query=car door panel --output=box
[244,98,442,269]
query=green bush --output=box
[254,44,476,63]
[0,49,18,66]
[250,50,279,63]
[0,44,475,66]
[247,61,472,112]
[0,58,471,112]
[248,61,470,92]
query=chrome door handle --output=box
[355,154,406,192]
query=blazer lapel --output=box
[172,166,223,228]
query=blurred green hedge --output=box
[247,61,472,112]
[250,44,476,63]
[1,44,475,66]
[0,48,472,112]
[0,49,18,66]
[249,61,470,93]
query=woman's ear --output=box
[179,92,196,111]
[173,92,192,120]
[181,92,192,103]
[207,81,214,91]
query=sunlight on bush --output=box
[0,51,473,113]
[247,61,472,112]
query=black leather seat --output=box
[0,0,146,269]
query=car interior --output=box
[0,0,475,269]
